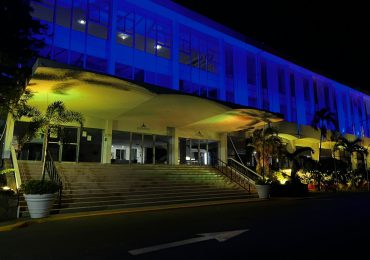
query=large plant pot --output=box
[256,184,271,199]
[24,194,56,218]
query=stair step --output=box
[18,161,256,216]
[20,194,256,217]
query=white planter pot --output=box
[256,184,271,199]
[24,194,56,218]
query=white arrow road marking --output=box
[128,229,249,255]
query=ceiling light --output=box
[155,44,162,50]
[118,32,129,40]
[77,19,86,25]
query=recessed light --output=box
[118,32,129,40]
[77,19,86,25]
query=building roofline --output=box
[153,0,368,95]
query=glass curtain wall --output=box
[13,122,102,162]
[112,131,169,165]
[178,138,218,166]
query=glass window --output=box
[261,61,268,89]
[248,96,257,107]
[79,128,102,162]
[179,26,219,73]
[324,85,330,108]
[225,44,233,78]
[291,105,297,122]
[303,79,310,101]
[31,1,54,22]
[70,51,84,67]
[313,80,319,105]
[54,47,69,63]
[115,63,133,80]
[155,135,169,164]
[72,0,87,33]
[111,131,131,164]
[116,8,134,47]
[208,87,219,100]
[86,55,107,73]
[247,54,256,85]
[289,73,295,97]
[278,68,285,94]
[56,5,71,28]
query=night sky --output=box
[172,0,370,93]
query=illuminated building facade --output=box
[3,0,370,165]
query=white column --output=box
[219,132,228,162]
[168,127,179,165]
[102,120,113,164]
[2,114,15,159]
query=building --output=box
[3,0,370,167]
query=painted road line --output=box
[129,229,249,255]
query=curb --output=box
[0,221,29,232]
[0,197,262,232]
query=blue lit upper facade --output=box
[30,0,370,137]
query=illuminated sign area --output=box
[29,0,370,137]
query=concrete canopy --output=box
[294,138,320,148]
[26,66,282,134]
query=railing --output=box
[211,157,254,192]
[10,146,22,189]
[227,158,262,182]
[45,151,63,207]
[10,146,21,218]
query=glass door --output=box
[48,126,79,162]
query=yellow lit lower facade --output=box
[3,60,370,169]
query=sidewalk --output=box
[2,191,368,232]
[0,196,263,232]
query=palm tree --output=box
[20,101,84,180]
[251,126,283,180]
[334,136,367,170]
[285,147,314,183]
[311,108,338,162]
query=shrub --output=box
[21,180,60,195]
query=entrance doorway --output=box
[179,138,218,166]
[48,127,79,162]
[111,131,170,165]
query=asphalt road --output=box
[1,193,370,259]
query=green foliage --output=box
[21,180,60,195]
[250,126,283,178]
[255,178,272,185]
[0,0,46,116]
[0,168,14,186]
[311,108,338,139]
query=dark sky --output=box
[172,0,370,92]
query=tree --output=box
[0,0,46,148]
[19,101,84,180]
[311,108,338,162]
[251,126,283,180]
[285,147,314,183]
[311,108,338,190]
[334,136,367,170]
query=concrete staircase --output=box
[18,161,256,216]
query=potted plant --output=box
[18,101,84,218]
[21,180,60,218]
[255,178,272,199]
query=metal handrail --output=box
[228,157,262,181]
[228,135,244,165]
[45,151,63,207]
[211,157,254,192]
[10,146,22,189]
